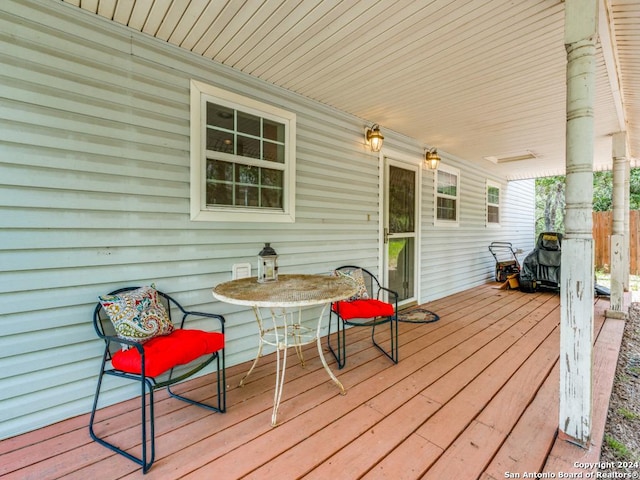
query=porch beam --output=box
[607,131,629,316]
[559,0,597,447]
[598,0,626,131]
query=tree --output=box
[592,170,612,211]
[535,168,640,238]
[535,176,565,236]
[591,169,640,211]
[629,168,640,209]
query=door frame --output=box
[379,149,423,306]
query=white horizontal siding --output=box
[502,178,537,257]
[0,0,534,439]
[419,161,534,302]
[0,0,381,439]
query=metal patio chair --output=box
[327,266,399,369]
[89,286,226,474]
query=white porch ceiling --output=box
[60,0,640,180]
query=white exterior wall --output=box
[0,0,534,439]
[420,160,535,302]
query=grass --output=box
[617,407,640,421]
[604,434,636,461]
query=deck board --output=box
[422,326,560,479]
[0,285,625,480]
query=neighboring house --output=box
[0,1,537,439]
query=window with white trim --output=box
[190,80,296,222]
[487,180,501,225]
[435,164,460,226]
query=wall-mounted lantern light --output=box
[365,124,384,152]
[424,148,441,170]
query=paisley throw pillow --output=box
[99,285,174,346]
[333,268,369,300]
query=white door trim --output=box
[379,147,423,305]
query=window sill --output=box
[190,208,295,223]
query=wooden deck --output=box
[1,284,625,480]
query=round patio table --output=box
[212,274,357,426]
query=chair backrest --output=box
[93,286,184,358]
[537,232,562,251]
[334,265,383,300]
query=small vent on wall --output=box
[484,151,538,164]
[232,263,252,279]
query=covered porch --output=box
[1,284,623,479]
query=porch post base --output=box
[557,429,592,450]
[605,309,627,320]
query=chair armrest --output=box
[178,310,225,333]
[377,286,399,303]
[376,287,399,314]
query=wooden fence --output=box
[593,210,640,275]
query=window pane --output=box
[488,186,500,204]
[206,103,234,130]
[263,119,285,142]
[261,168,283,187]
[438,171,457,196]
[437,197,457,220]
[388,237,415,302]
[237,135,260,159]
[236,164,259,185]
[206,128,234,153]
[206,182,233,206]
[488,205,499,223]
[207,159,233,182]
[237,111,260,136]
[235,185,259,206]
[389,166,415,233]
[261,187,283,208]
[263,141,284,163]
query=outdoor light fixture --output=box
[257,242,278,283]
[365,124,384,152]
[424,148,441,170]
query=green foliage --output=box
[631,168,640,210]
[593,169,640,211]
[535,176,565,238]
[535,168,640,238]
[593,171,613,211]
[617,407,640,421]
[604,434,635,460]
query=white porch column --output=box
[560,0,597,447]
[624,160,631,290]
[608,132,628,315]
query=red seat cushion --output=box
[111,329,224,377]
[332,299,394,320]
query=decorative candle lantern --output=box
[257,243,278,283]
